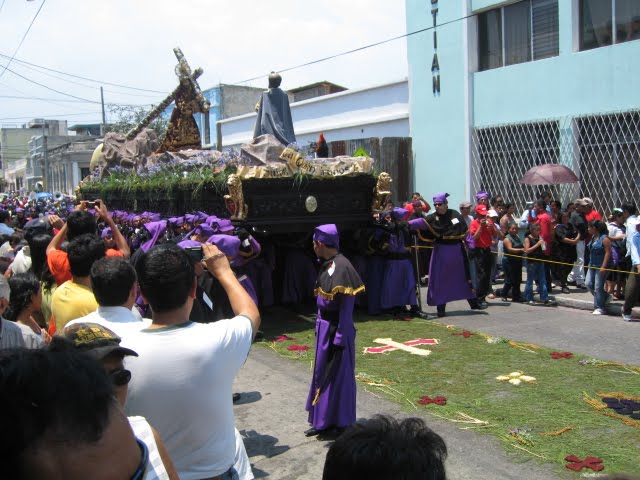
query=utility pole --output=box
[100,86,107,135]
[42,122,48,191]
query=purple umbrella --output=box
[519,164,579,185]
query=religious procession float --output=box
[78,48,393,235]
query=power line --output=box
[1,64,156,108]
[0,95,88,102]
[4,58,164,99]
[233,12,476,85]
[3,64,101,103]
[0,52,166,94]
[0,111,101,121]
[0,0,47,81]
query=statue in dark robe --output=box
[253,72,296,146]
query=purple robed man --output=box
[305,224,364,437]
[420,193,485,317]
[380,207,421,315]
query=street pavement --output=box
[232,289,640,479]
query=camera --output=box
[184,245,203,262]
[86,200,101,209]
[525,201,534,209]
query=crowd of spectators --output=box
[1,186,639,478]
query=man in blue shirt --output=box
[0,211,15,236]
[622,221,640,322]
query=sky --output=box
[0,0,409,128]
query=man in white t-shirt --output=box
[0,276,24,349]
[65,257,148,345]
[125,243,260,480]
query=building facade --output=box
[406,0,640,214]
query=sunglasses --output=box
[434,202,445,206]
[109,368,131,387]
[130,438,149,480]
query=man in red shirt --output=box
[527,200,553,291]
[469,205,497,306]
[582,197,602,237]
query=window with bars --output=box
[478,0,559,71]
[579,0,640,51]
[471,121,560,204]
[470,111,640,215]
[577,112,640,212]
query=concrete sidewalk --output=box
[549,284,638,317]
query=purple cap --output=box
[192,224,215,237]
[177,239,201,249]
[475,191,490,200]
[101,227,112,239]
[433,192,449,204]
[313,224,339,248]
[167,216,184,227]
[206,234,240,258]
[216,219,235,233]
[184,213,197,224]
[140,220,167,253]
[391,207,409,220]
[205,215,220,226]
[148,213,161,222]
[196,211,209,221]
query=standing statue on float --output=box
[253,72,296,146]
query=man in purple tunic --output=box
[305,224,364,437]
[422,193,485,317]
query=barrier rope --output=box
[408,244,638,275]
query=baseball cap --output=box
[475,205,488,216]
[574,198,588,206]
[488,209,499,218]
[582,197,594,206]
[63,323,138,359]
[459,201,472,209]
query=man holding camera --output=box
[469,205,497,307]
[124,243,260,479]
[46,200,130,286]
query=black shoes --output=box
[305,426,345,438]
[232,393,241,403]
[471,301,488,310]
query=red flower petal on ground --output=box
[550,352,573,359]
[275,335,294,342]
[417,395,447,406]
[287,345,309,351]
[453,331,473,338]
[564,455,604,471]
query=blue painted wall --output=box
[406,0,469,205]
[473,1,640,126]
[406,0,640,204]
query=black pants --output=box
[623,264,640,315]
[473,247,493,300]
[501,257,522,301]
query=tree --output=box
[105,104,168,139]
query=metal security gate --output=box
[470,109,640,216]
[327,137,413,205]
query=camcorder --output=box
[184,245,203,262]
